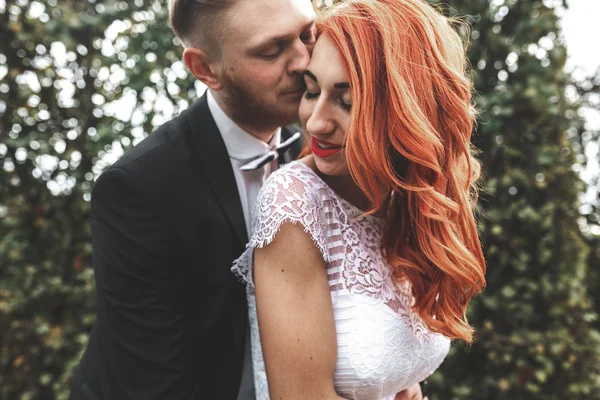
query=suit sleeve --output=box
[90,167,199,399]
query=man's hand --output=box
[395,382,428,400]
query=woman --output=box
[232,0,486,398]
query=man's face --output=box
[215,0,316,132]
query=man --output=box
[70,0,315,399]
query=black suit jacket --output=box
[70,93,302,400]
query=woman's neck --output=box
[303,156,381,216]
[325,174,371,210]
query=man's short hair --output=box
[169,0,233,50]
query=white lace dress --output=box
[232,161,450,400]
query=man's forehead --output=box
[227,0,316,45]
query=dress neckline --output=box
[287,161,386,222]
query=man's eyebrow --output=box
[303,70,318,82]
[251,21,316,50]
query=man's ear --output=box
[183,47,223,91]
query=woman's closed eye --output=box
[304,90,352,112]
[339,98,352,112]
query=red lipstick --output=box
[311,137,344,158]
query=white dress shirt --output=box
[207,90,281,400]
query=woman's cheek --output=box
[298,97,311,127]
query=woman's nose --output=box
[306,102,335,136]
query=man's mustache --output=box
[279,81,306,94]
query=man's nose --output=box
[288,39,311,74]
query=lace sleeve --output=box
[232,165,331,288]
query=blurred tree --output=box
[0,0,599,399]
[0,1,197,398]
[588,232,600,331]
[573,68,600,330]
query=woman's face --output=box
[299,33,352,176]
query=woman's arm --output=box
[254,221,346,400]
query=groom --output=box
[69,0,315,399]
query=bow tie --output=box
[240,131,302,171]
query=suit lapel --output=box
[184,98,304,245]
[186,94,248,246]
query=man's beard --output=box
[219,72,301,132]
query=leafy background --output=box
[0,0,599,399]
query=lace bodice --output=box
[232,161,450,400]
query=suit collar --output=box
[185,93,248,246]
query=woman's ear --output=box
[183,47,224,91]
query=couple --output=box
[70,0,486,399]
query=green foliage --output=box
[0,1,195,398]
[0,0,599,399]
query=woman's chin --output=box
[313,157,349,177]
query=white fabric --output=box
[207,90,282,400]
[207,90,281,238]
[232,161,451,400]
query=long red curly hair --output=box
[308,0,486,343]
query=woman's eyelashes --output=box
[303,90,352,111]
[339,100,351,112]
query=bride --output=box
[232,0,487,398]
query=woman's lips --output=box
[311,137,344,158]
